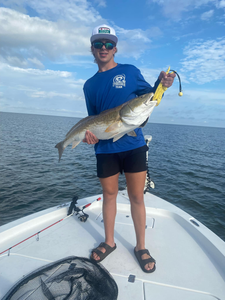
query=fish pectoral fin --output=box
[113,130,137,142]
[72,140,81,149]
[127,130,137,137]
[113,133,125,142]
[105,121,122,133]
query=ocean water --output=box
[0,112,225,242]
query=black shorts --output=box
[96,145,148,178]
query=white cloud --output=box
[0,7,93,68]
[174,30,204,41]
[181,38,225,83]
[149,87,225,127]
[201,9,214,20]
[0,0,103,23]
[94,0,107,7]
[181,89,225,105]
[0,63,72,77]
[0,6,156,67]
[147,0,217,20]
[116,26,163,43]
[116,28,150,43]
[0,62,87,117]
[139,68,162,86]
[216,0,225,8]
[115,26,162,59]
[27,57,45,69]
[30,91,80,99]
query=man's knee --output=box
[103,188,118,200]
[128,193,144,205]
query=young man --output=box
[83,24,175,273]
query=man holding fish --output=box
[83,25,175,273]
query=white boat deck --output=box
[0,190,225,299]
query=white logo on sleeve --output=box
[113,74,126,88]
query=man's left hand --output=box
[158,71,176,88]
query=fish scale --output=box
[55,92,156,161]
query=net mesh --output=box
[3,256,118,300]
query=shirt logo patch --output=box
[98,27,110,34]
[113,74,126,88]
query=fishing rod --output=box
[0,196,102,256]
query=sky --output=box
[1,0,225,128]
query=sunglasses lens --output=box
[105,43,114,50]
[93,42,115,50]
[93,42,103,49]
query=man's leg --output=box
[91,172,119,261]
[125,171,155,271]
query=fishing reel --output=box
[79,214,89,222]
[67,196,89,222]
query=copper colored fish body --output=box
[55,93,156,161]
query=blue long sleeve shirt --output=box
[83,63,160,154]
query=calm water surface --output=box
[0,112,225,241]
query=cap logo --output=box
[98,27,110,34]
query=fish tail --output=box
[55,141,65,162]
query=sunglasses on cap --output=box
[92,41,115,50]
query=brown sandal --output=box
[134,248,156,273]
[90,242,117,263]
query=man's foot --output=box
[134,247,156,273]
[90,242,116,263]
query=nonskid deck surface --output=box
[0,191,224,300]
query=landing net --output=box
[3,256,118,300]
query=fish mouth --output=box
[144,94,154,105]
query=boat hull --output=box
[0,191,225,299]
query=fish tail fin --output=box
[55,141,65,162]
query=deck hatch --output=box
[128,274,136,283]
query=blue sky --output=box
[1,0,225,127]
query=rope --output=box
[144,136,155,194]
[152,66,183,106]
[144,157,155,194]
